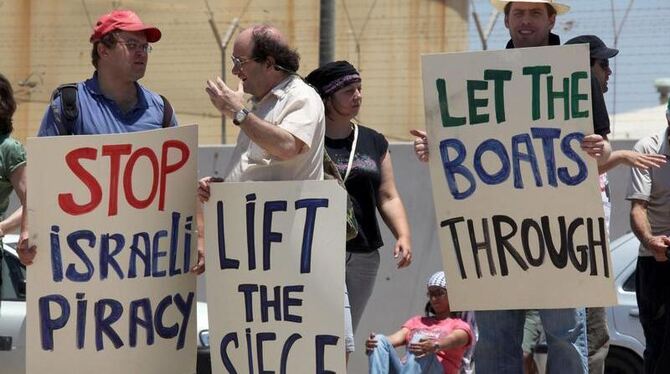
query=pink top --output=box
[402,315,473,374]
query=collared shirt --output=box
[627,127,670,257]
[223,75,325,182]
[38,73,177,136]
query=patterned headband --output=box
[322,74,361,97]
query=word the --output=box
[238,284,304,323]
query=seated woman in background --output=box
[365,271,473,374]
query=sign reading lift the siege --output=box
[26,126,198,374]
[204,180,346,374]
[421,45,616,310]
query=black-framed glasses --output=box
[598,59,609,69]
[118,41,152,54]
[231,55,257,69]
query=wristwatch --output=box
[233,108,249,126]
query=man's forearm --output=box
[631,202,653,245]
[240,114,303,160]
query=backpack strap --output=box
[160,95,173,128]
[50,83,78,136]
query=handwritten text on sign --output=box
[421,45,615,310]
[27,126,198,374]
[204,181,346,374]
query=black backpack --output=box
[49,83,173,135]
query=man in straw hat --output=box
[475,3,593,374]
[411,1,612,373]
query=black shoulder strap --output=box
[50,83,78,135]
[160,95,173,128]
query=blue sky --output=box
[468,0,670,118]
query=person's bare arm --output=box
[598,150,666,174]
[10,165,35,265]
[206,78,305,160]
[0,207,22,235]
[630,199,670,261]
[376,152,411,268]
[365,327,409,353]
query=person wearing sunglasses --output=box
[565,34,666,374]
[365,271,474,374]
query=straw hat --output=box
[491,0,570,15]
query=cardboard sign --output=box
[204,180,346,374]
[421,45,616,310]
[26,126,198,373]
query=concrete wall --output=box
[0,0,468,144]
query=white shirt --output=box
[224,75,325,182]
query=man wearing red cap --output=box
[17,10,176,269]
[37,9,175,136]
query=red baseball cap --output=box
[90,10,161,43]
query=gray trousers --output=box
[587,307,610,374]
[345,250,380,333]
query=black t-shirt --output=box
[325,125,389,252]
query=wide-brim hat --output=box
[90,10,161,43]
[491,0,570,15]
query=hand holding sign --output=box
[421,45,616,310]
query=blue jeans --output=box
[368,335,443,374]
[475,309,587,374]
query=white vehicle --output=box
[0,235,212,374]
[604,232,645,373]
[533,232,645,374]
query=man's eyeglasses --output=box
[598,59,609,69]
[118,41,152,54]
[231,55,257,69]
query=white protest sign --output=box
[204,180,346,374]
[421,45,616,310]
[26,126,198,373]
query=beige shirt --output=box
[224,75,325,182]
[626,127,670,257]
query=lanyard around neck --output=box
[343,124,359,183]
